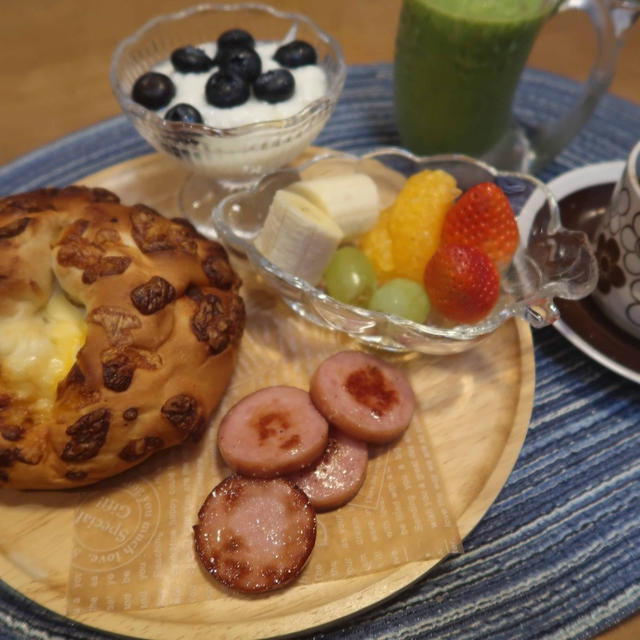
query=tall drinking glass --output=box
[393,0,640,172]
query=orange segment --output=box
[359,205,394,281]
[360,169,460,283]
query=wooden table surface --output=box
[1,2,639,639]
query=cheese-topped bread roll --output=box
[0,186,244,489]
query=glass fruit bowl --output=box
[212,148,598,355]
[110,2,346,237]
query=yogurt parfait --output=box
[131,30,328,130]
[111,4,345,179]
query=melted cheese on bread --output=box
[0,289,85,411]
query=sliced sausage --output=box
[217,385,329,478]
[289,427,368,511]
[194,475,316,593]
[309,351,415,444]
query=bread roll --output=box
[0,186,244,489]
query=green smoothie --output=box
[394,0,556,156]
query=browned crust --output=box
[0,186,244,489]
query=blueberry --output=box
[205,71,250,108]
[215,47,262,82]
[170,45,214,72]
[164,103,203,124]
[273,40,317,68]
[217,28,255,51]
[132,72,175,110]
[253,69,295,104]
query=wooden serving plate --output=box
[0,154,535,639]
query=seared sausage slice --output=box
[289,427,368,511]
[309,351,415,444]
[217,385,328,478]
[194,475,316,593]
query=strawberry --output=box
[440,182,519,268]
[423,244,499,324]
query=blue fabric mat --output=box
[1,64,639,640]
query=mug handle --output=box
[528,0,629,172]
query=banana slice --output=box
[286,173,380,240]
[254,190,344,286]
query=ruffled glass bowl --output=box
[212,148,598,355]
[110,2,346,236]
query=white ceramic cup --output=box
[591,139,640,340]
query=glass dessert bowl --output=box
[110,2,346,237]
[212,148,599,355]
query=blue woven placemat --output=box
[1,65,639,640]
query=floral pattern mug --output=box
[592,139,640,340]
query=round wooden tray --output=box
[0,154,535,639]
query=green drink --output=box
[394,0,556,157]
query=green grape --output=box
[323,247,377,305]
[368,278,430,323]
